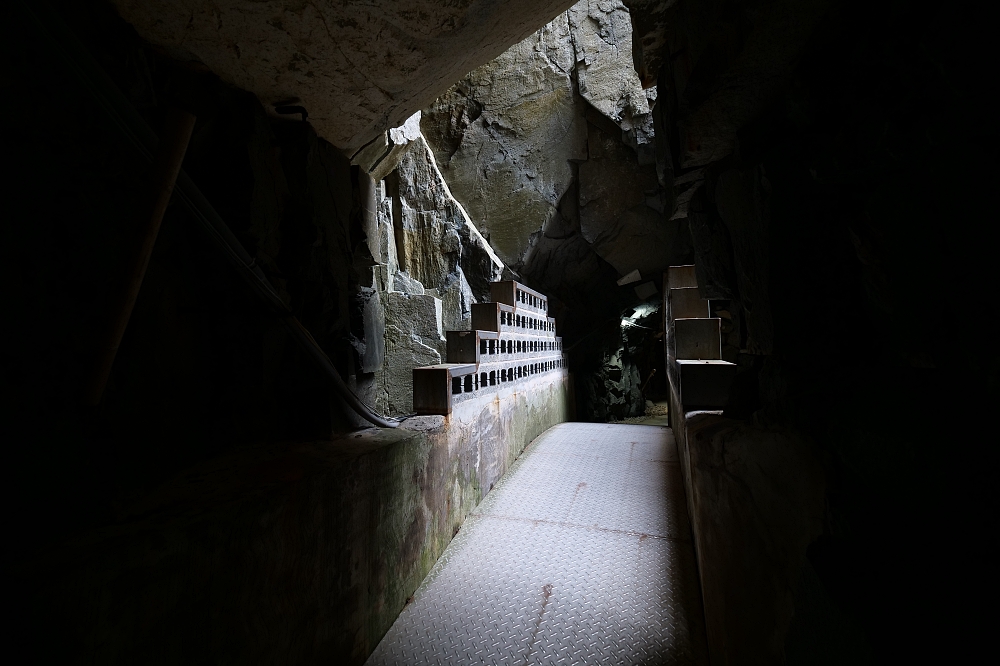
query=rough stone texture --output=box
[417,0,684,421]
[26,370,570,665]
[421,11,587,268]
[622,0,676,87]
[378,292,445,416]
[399,415,445,431]
[713,165,773,355]
[393,135,504,331]
[111,0,580,153]
[568,0,654,149]
[422,0,666,275]
[580,338,643,421]
[578,120,679,277]
[12,3,995,666]
[642,0,834,169]
[642,1,998,661]
[358,123,504,417]
[356,111,424,183]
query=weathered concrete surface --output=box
[448,370,572,495]
[669,397,826,666]
[111,0,580,153]
[27,372,570,665]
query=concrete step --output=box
[412,363,477,415]
[489,280,549,316]
[674,318,722,360]
[669,287,710,319]
[676,359,737,409]
[446,330,498,364]
[666,265,698,290]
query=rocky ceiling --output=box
[111,0,579,154]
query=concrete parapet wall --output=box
[449,369,572,496]
[668,387,826,666]
[27,372,570,665]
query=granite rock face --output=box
[580,339,644,421]
[111,0,579,153]
[416,0,688,420]
[378,292,445,416]
[578,120,679,277]
[420,12,587,268]
[569,0,655,151]
[631,1,1000,661]
[621,0,675,87]
[422,0,669,278]
[392,135,505,331]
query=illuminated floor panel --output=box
[366,422,708,665]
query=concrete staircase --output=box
[664,265,737,413]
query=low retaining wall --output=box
[669,387,826,666]
[28,371,571,664]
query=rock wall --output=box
[359,126,505,417]
[421,0,676,277]
[633,0,998,661]
[110,0,580,153]
[670,408,828,666]
[4,0,510,615]
[420,0,688,420]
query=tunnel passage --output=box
[367,422,708,664]
[6,0,994,664]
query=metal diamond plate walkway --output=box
[366,422,708,665]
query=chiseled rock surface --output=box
[111,0,579,153]
[378,291,445,416]
[637,0,833,168]
[580,340,644,420]
[365,127,503,417]
[622,0,676,87]
[421,12,587,267]
[418,0,679,421]
[423,0,668,281]
[392,135,504,331]
[569,0,654,147]
[578,121,680,277]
